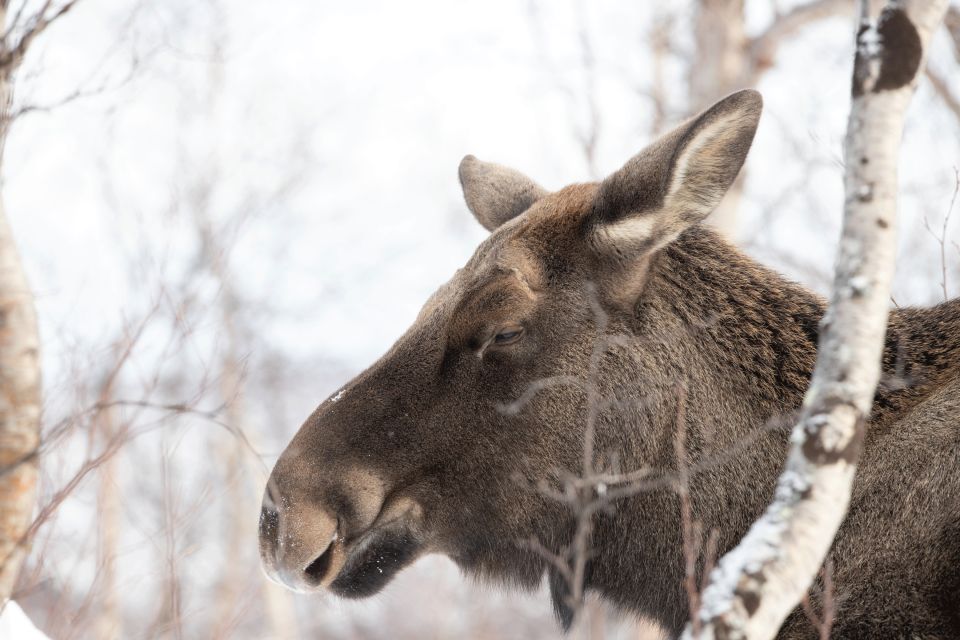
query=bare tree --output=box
[0,158,40,607]
[688,1,950,637]
[688,0,850,234]
[0,0,82,605]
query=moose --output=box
[259,90,960,637]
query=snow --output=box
[0,601,50,640]
[859,22,883,59]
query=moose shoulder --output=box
[259,90,960,638]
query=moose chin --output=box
[259,90,960,638]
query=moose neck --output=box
[583,225,826,631]
[649,224,825,432]
[580,225,960,631]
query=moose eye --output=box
[493,327,524,346]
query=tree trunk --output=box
[688,0,747,236]
[94,400,121,640]
[687,1,950,637]
[0,12,42,600]
[686,0,850,237]
[0,1,42,603]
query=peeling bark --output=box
[685,1,950,638]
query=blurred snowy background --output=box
[3,0,959,638]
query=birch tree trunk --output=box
[688,0,748,236]
[686,1,949,637]
[0,0,80,608]
[0,2,42,602]
[687,0,849,237]
[0,191,41,607]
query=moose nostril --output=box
[303,524,340,584]
[304,546,334,584]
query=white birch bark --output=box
[685,1,950,637]
[0,2,42,604]
[0,187,41,606]
[0,0,82,607]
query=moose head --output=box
[259,90,763,623]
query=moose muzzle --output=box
[259,456,391,593]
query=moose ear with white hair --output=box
[459,155,548,232]
[590,89,762,254]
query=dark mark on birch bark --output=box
[742,587,762,616]
[875,8,922,92]
[852,8,922,96]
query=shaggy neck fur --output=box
[564,225,960,633]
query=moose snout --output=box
[259,461,390,593]
[259,485,346,592]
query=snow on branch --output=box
[684,0,950,638]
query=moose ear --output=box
[590,89,762,252]
[459,155,548,232]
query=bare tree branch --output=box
[747,0,852,82]
[924,65,960,122]
[687,0,851,236]
[944,4,960,61]
[0,1,81,76]
[922,167,959,302]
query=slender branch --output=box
[944,5,960,61]
[747,0,852,81]
[924,66,960,123]
[922,167,959,302]
[0,1,80,75]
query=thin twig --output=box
[923,166,959,302]
[0,1,81,75]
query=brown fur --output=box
[260,91,960,637]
